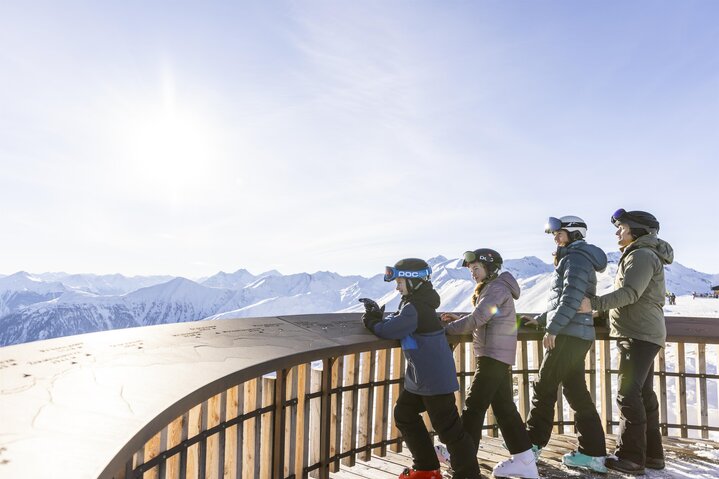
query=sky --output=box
[0,1,717,279]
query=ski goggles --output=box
[611,208,629,227]
[544,217,563,234]
[462,250,494,267]
[544,216,587,234]
[383,266,432,282]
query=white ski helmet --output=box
[545,215,587,241]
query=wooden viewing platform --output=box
[1,313,718,478]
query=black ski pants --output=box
[526,335,606,456]
[394,390,481,478]
[462,356,532,455]
[615,337,663,465]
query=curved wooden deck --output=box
[333,434,719,478]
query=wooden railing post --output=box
[516,340,531,420]
[358,351,375,461]
[242,379,259,479]
[389,348,404,454]
[294,364,311,477]
[677,343,688,438]
[699,344,709,439]
[341,354,360,465]
[272,369,287,479]
[319,358,334,479]
[330,356,344,472]
[373,350,390,457]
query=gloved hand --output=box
[359,298,385,332]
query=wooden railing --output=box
[111,315,719,479]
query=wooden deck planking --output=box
[332,434,719,478]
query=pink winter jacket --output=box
[444,271,521,366]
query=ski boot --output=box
[492,448,539,479]
[605,455,645,475]
[398,467,443,479]
[502,443,542,461]
[562,451,607,474]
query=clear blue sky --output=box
[1,1,717,278]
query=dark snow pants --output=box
[394,390,481,478]
[526,335,606,456]
[615,337,664,465]
[462,356,533,455]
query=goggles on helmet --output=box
[462,250,494,267]
[544,216,587,234]
[384,265,432,282]
[611,208,628,227]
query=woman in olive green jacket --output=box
[580,209,673,476]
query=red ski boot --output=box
[398,467,443,479]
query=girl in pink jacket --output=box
[443,249,538,479]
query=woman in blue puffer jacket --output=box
[523,215,608,474]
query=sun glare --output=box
[116,102,224,203]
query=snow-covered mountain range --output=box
[1,255,717,347]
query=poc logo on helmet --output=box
[397,270,426,278]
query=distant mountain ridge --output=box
[1,255,717,347]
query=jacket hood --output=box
[407,281,441,308]
[564,240,608,272]
[494,271,520,300]
[624,234,674,265]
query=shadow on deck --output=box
[332,434,719,478]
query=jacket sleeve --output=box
[535,311,548,327]
[445,283,503,335]
[546,254,591,335]
[372,303,418,339]
[591,250,656,311]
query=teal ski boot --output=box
[562,451,608,474]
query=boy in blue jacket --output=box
[361,258,480,479]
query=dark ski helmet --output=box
[384,258,432,291]
[462,248,503,276]
[611,209,660,234]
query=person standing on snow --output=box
[579,209,673,475]
[360,258,481,479]
[522,216,608,473]
[441,249,539,479]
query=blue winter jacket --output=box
[537,240,608,340]
[371,284,459,395]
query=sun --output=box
[119,104,223,201]
[105,66,227,204]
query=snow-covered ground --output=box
[664,295,719,318]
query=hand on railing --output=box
[359,298,384,331]
[440,312,460,324]
[520,315,539,327]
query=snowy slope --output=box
[0,272,68,317]
[36,272,174,295]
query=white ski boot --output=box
[492,448,539,478]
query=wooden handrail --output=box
[0,314,717,479]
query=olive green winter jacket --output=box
[590,234,674,347]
